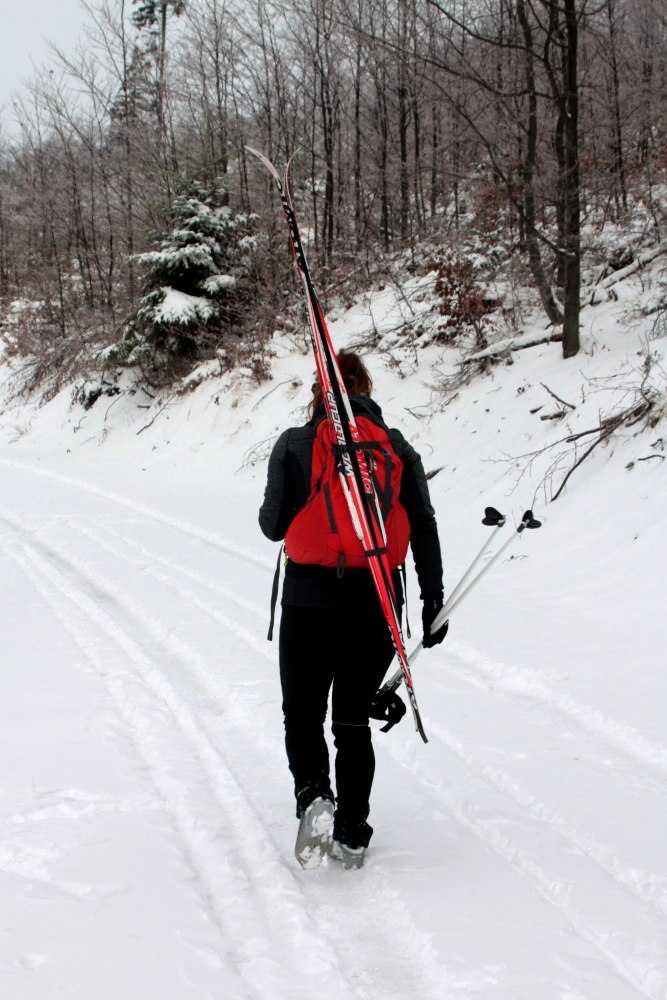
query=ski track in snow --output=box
[98,521,667,996]
[51,510,667,830]
[61,517,667,843]
[446,639,667,778]
[13,507,667,997]
[0,457,273,572]
[12,449,664,790]
[72,516,275,663]
[2,537,337,1000]
[69,513,667,796]
[2,540,260,999]
[3,461,667,998]
[0,508,454,1000]
[418,721,667,997]
[425,721,667,920]
[385,726,667,1000]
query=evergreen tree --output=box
[130,0,185,127]
[131,0,186,31]
[108,185,256,374]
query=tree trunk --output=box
[561,0,581,358]
[430,103,439,219]
[606,0,627,211]
[517,0,564,327]
[354,36,362,247]
[398,0,410,243]
[378,86,390,251]
[316,6,335,264]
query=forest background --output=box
[0,0,665,395]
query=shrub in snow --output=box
[107,187,257,378]
[431,247,493,350]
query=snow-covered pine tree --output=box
[107,186,256,376]
[130,0,185,134]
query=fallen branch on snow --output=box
[589,241,667,304]
[462,329,563,363]
[504,352,663,502]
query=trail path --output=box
[1,456,666,1000]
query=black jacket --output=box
[259,396,443,609]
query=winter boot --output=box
[294,797,334,869]
[330,816,372,870]
[329,840,366,870]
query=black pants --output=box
[279,603,395,833]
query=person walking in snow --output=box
[259,350,447,869]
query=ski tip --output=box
[283,149,303,199]
[482,506,506,526]
[244,144,264,161]
[522,509,542,529]
[244,146,282,185]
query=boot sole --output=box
[294,797,334,869]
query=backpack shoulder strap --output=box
[267,545,284,641]
[352,416,398,518]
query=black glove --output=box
[422,593,449,648]
[369,690,407,732]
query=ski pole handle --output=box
[406,508,506,667]
[443,509,540,620]
[441,511,506,613]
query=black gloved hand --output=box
[422,593,449,648]
[369,689,407,732]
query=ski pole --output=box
[373,509,541,703]
[441,508,541,623]
[406,507,510,671]
[373,506,506,702]
[438,506,506,615]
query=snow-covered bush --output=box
[431,247,493,349]
[107,187,257,380]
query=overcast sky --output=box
[0,0,89,128]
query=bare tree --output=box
[2,0,667,385]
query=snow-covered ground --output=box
[1,255,666,999]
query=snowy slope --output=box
[0,254,666,1000]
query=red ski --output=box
[247,147,427,742]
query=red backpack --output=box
[285,415,411,573]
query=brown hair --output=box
[310,350,373,415]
